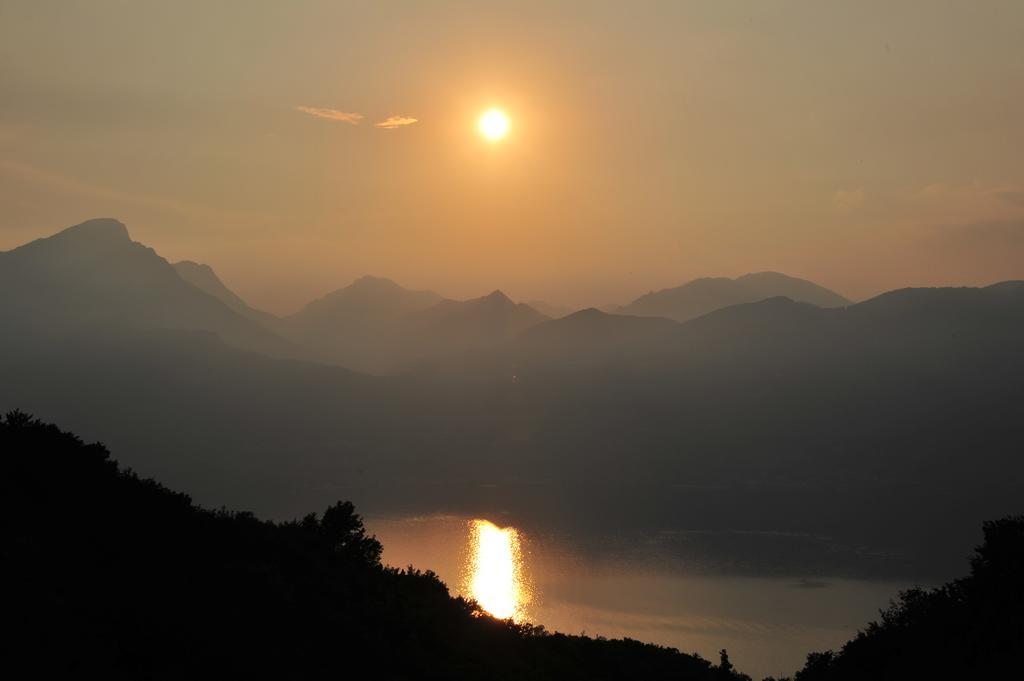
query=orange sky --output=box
[2,1,1023,312]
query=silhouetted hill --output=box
[0,218,294,357]
[0,412,745,681]
[172,259,279,327]
[617,272,849,322]
[781,516,1024,680]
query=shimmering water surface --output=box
[371,514,910,680]
[464,519,531,620]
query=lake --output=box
[370,514,911,680]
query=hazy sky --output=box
[2,1,1023,312]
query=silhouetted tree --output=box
[320,500,384,564]
[790,517,1024,680]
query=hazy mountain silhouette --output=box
[288,275,443,332]
[512,281,1024,374]
[0,218,294,357]
[172,259,279,327]
[616,272,850,322]
[3,220,1023,581]
[522,307,677,345]
[0,220,550,374]
[401,290,548,356]
[279,275,442,371]
[505,308,678,369]
[282,280,548,373]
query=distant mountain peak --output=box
[352,274,400,288]
[569,307,609,319]
[55,218,131,243]
[1,219,294,358]
[5,217,135,260]
[482,289,512,304]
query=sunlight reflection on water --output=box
[462,519,532,620]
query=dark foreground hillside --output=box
[777,516,1024,681]
[0,412,745,681]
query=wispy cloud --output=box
[375,115,418,129]
[295,106,363,124]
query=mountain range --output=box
[11,220,854,374]
[19,218,842,373]
[2,218,1023,580]
[614,271,850,322]
[279,279,547,372]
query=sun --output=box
[478,108,510,141]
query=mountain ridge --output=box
[172,260,279,327]
[0,218,295,358]
[617,271,850,322]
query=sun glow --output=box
[464,519,529,619]
[478,108,510,141]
